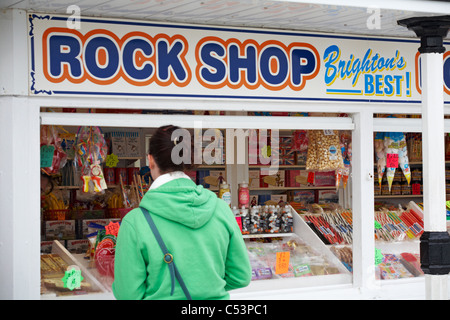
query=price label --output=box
[375,248,384,265]
[275,251,290,274]
[386,153,399,168]
[105,221,120,237]
[105,153,119,168]
[235,216,242,232]
[61,266,84,291]
[40,145,55,168]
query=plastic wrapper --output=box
[374,132,386,188]
[374,208,419,242]
[306,130,344,172]
[302,206,352,245]
[336,131,352,189]
[406,133,422,162]
[245,235,342,280]
[400,253,424,277]
[384,132,411,191]
[377,253,414,280]
[306,130,318,170]
[40,125,68,176]
[292,130,308,152]
[74,126,108,193]
[330,245,353,272]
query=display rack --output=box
[232,205,351,298]
[40,240,112,300]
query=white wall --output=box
[0,9,41,299]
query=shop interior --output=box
[38,107,440,299]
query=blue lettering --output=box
[157,40,187,82]
[260,47,288,85]
[291,49,316,86]
[444,57,450,90]
[228,44,257,84]
[364,74,374,94]
[323,45,340,85]
[393,75,403,95]
[200,43,226,83]
[84,36,119,79]
[259,47,289,86]
[122,39,154,80]
[384,75,394,95]
[361,49,373,73]
[49,35,82,78]
[375,74,383,95]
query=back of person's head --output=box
[149,125,195,173]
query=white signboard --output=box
[28,13,450,103]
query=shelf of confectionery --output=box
[250,186,336,191]
[40,240,113,300]
[249,164,307,169]
[375,194,423,199]
[242,232,294,239]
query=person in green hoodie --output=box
[112,125,252,300]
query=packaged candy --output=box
[74,126,108,193]
[374,132,386,188]
[292,130,308,152]
[384,132,411,191]
[306,130,344,172]
[40,125,68,175]
[336,131,352,189]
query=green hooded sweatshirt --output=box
[112,176,252,300]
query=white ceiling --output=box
[2,0,450,39]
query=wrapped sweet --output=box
[336,131,352,189]
[374,132,386,188]
[40,125,68,176]
[74,126,108,193]
[306,130,344,172]
[384,132,411,191]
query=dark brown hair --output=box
[148,125,195,173]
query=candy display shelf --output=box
[250,186,334,191]
[40,240,113,300]
[196,165,226,169]
[242,233,294,239]
[232,205,351,298]
[375,195,423,199]
[249,165,307,168]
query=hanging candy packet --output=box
[374,132,386,188]
[292,130,308,152]
[74,126,109,193]
[384,132,411,191]
[306,130,344,172]
[398,133,411,185]
[336,131,352,189]
[384,132,398,191]
[40,125,68,175]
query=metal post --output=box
[398,16,450,300]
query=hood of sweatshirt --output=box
[139,177,217,229]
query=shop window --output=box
[39,110,355,299]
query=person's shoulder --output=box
[121,207,144,225]
[212,197,235,219]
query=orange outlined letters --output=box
[195,37,320,91]
[43,27,191,87]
